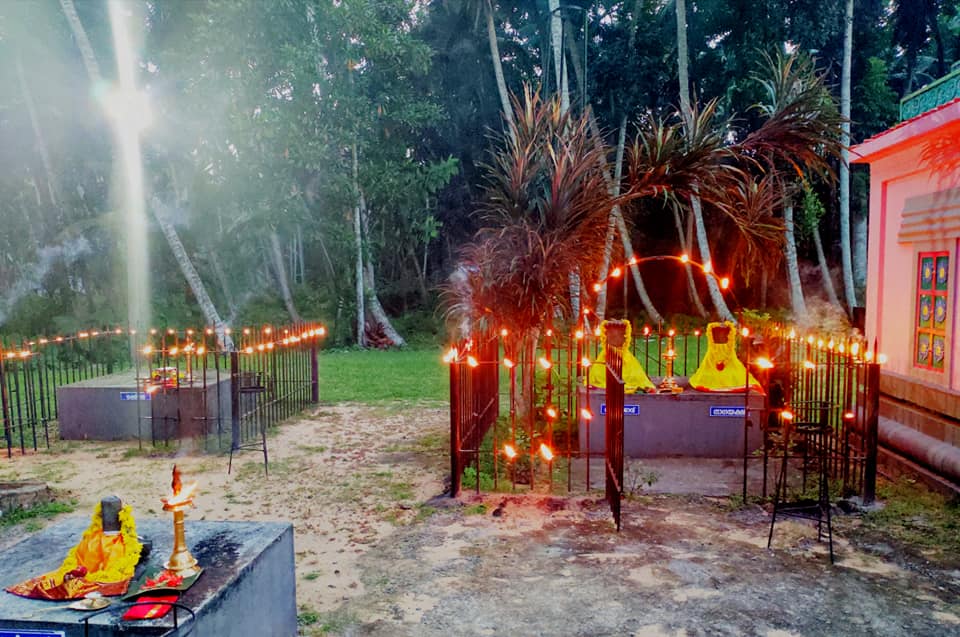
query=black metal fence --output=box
[0,324,322,462]
[447,320,881,512]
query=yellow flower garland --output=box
[53,502,143,584]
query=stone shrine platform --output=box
[578,378,765,457]
[0,518,296,637]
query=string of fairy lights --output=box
[0,323,327,360]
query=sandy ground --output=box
[2,403,960,636]
[0,403,449,619]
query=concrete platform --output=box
[0,518,296,637]
[578,379,765,457]
[57,371,231,441]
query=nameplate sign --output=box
[709,406,745,417]
[0,630,66,637]
[599,404,640,416]
[120,392,151,401]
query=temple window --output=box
[915,251,949,372]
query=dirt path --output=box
[2,404,960,636]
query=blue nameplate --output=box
[709,406,745,417]
[599,404,640,416]
[0,631,66,637]
[120,392,151,401]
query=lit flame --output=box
[865,351,874,362]
[503,357,515,369]
[610,267,622,278]
[580,408,592,420]
[545,406,558,419]
[245,346,254,354]
[467,355,479,368]
[627,256,638,266]
[538,357,552,370]
[666,348,675,358]
[844,411,855,420]
[878,353,887,364]
[851,343,860,356]
[838,344,845,353]
[592,283,602,292]
[680,253,689,263]
[500,328,509,337]
[827,339,835,349]
[756,357,774,370]
[318,326,327,336]
[546,328,553,336]
[443,347,458,363]
[19,350,31,358]
[594,327,601,337]
[668,328,675,337]
[582,308,590,315]
[503,444,517,460]
[581,357,591,368]
[575,329,584,340]
[817,339,824,349]
[694,329,701,337]
[741,327,750,338]
[642,326,650,336]
[79,332,90,338]
[720,277,730,290]
[196,347,206,356]
[781,410,794,421]
[164,482,198,507]
[169,346,179,356]
[804,360,816,370]
[788,329,796,339]
[539,443,554,461]
[807,335,814,344]
[143,345,153,355]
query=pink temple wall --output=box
[856,101,960,391]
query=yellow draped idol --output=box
[587,320,656,394]
[689,321,762,392]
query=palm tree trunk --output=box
[783,203,807,319]
[548,0,570,115]
[59,0,102,81]
[596,115,628,320]
[209,250,239,322]
[676,0,733,322]
[16,51,58,211]
[691,195,735,321]
[812,224,841,307]
[269,230,303,323]
[839,0,856,312]
[151,198,234,350]
[853,214,867,293]
[484,1,515,134]
[563,36,662,323]
[673,207,707,317]
[363,259,407,347]
[352,143,367,347]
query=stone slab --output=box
[0,518,297,637]
[57,371,232,441]
[578,379,765,457]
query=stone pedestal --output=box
[578,379,765,457]
[57,371,231,441]
[0,519,297,637]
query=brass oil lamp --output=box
[161,465,200,577]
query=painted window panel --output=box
[915,251,949,372]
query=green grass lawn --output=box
[317,348,448,405]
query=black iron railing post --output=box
[863,362,880,505]
[310,343,319,403]
[449,356,461,497]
